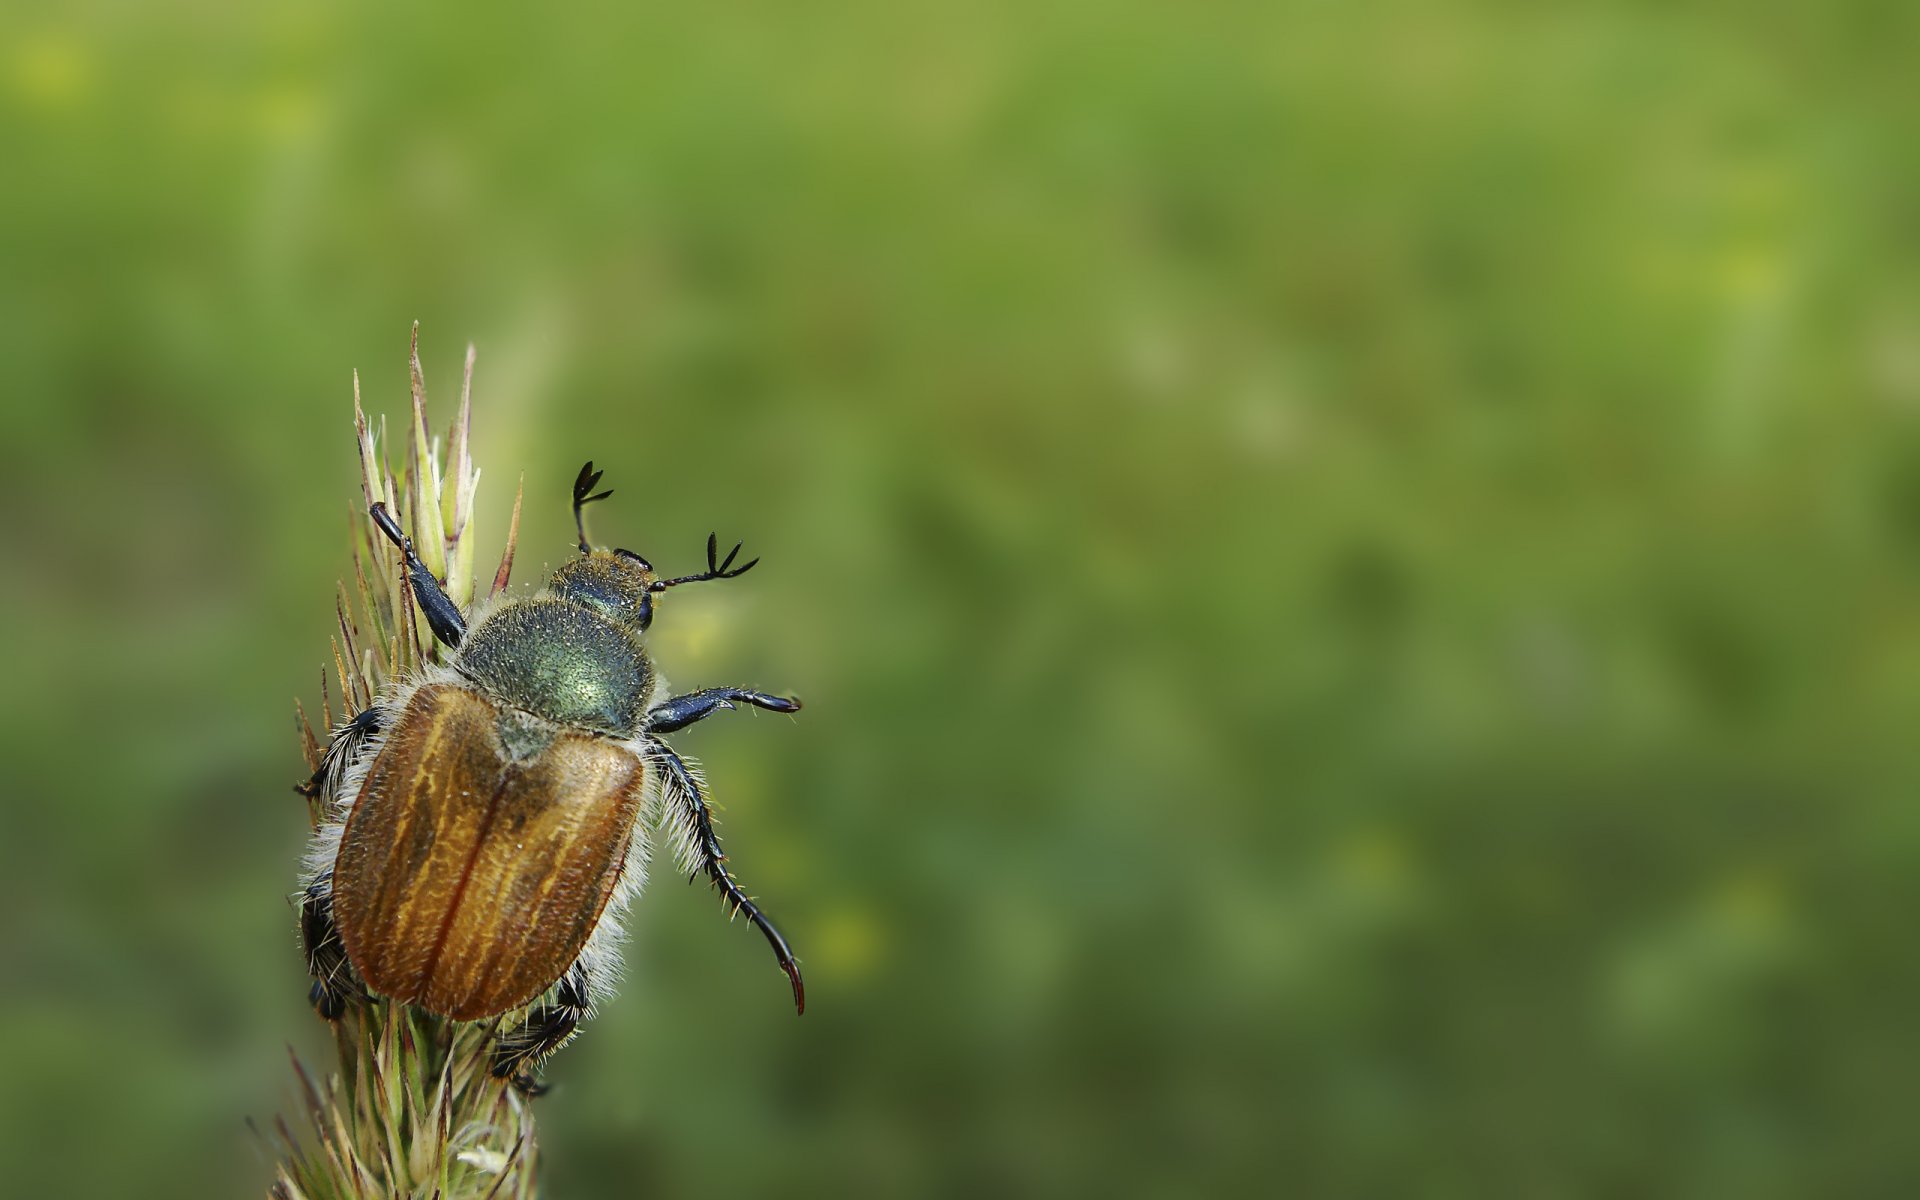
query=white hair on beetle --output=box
[647,748,711,883]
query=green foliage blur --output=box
[3,1,1918,1195]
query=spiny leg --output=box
[491,962,593,1092]
[295,705,385,799]
[647,738,805,1014]
[645,686,801,734]
[299,875,359,1020]
[369,502,466,649]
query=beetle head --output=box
[549,550,657,631]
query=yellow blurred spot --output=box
[811,904,884,981]
[1711,869,1785,931]
[1335,828,1408,888]
[655,603,728,663]
[257,86,320,141]
[1721,249,1783,303]
[10,34,92,111]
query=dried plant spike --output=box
[446,343,476,539]
[491,474,524,599]
[407,324,450,581]
[354,374,382,519]
[442,342,479,611]
[336,580,359,640]
[380,414,400,516]
[356,392,409,663]
[295,699,321,773]
[335,590,376,712]
[352,537,391,668]
[330,637,354,723]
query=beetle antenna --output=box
[650,531,760,591]
[572,461,613,553]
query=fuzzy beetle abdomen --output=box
[332,683,648,1021]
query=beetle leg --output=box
[647,738,805,1015]
[295,706,385,800]
[491,962,593,1089]
[299,875,360,1020]
[369,502,467,649]
[643,686,802,734]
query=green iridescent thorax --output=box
[453,598,654,735]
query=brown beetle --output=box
[298,463,803,1084]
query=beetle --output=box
[297,462,804,1086]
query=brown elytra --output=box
[332,684,646,1021]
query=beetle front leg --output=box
[491,962,593,1092]
[647,738,805,1014]
[644,687,801,734]
[369,502,467,650]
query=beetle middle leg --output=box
[491,962,593,1090]
[647,738,805,1014]
[644,686,801,734]
[295,705,385,800]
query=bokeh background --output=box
[3,2,1919,1196]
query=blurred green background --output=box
[3,1,1919,1195]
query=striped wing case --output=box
[332,683,647,1021]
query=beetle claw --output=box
[784,961,806,1015]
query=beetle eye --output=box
[613,548,652,571]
